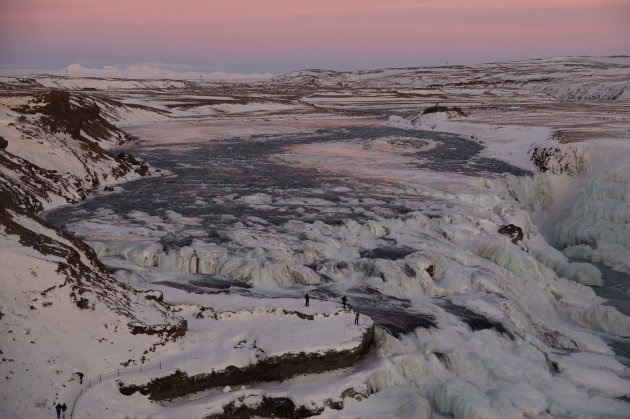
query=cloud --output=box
[0,64,274,80]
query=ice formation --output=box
[497,142,630,274]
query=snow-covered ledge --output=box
[118,305,375,401]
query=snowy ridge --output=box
[524,79,630,101]
[0,89,182,418]
[34,76,189,91]
[279,56,630,102]
[0,90,155,212]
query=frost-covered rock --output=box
[433,379,501,419]
[572,305,630,337]
[558,262,603,286]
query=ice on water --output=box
[52,115,630,416]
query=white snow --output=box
[3,56,630,418]
[387,112,553,173]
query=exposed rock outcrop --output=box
[0,90,150,213]
[498,224,524,244]
[530,145,584,176]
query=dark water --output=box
[588,261,630,317]
[584,260,630,365]
[45,119,529,239]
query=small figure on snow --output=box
[354,310,360,325]
[342,295,347,309]
[304,292,310,307]
[61,403,67,418]
[55,403,63,419]
[74,371,84,384]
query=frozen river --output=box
[46,118,528,230]
[44,115,630,416]
[45,117,530,333]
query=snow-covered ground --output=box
[2,56,630,418]
[74,291,373,417]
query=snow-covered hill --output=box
[278,56,630,102]
[0,92,189,418]
[0,90,161,212]
[0,203,187,417]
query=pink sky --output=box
[1,0,628,73]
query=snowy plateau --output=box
[1,56,630,418]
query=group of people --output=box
[54,402,67,418]
[304,293,360,325]
[54,372,84,417]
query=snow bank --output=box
[524,79,630,101]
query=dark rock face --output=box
[421,105,467,117]
[212,394,351,419]
[117,152,149,176]
[1,90,148,213]
[0,152,57,213]
[215,396,313,419]
[359,247,415,260]
[531,147,560,173]
[14,90,117,144]
[498,224,524,244]
[440,301,514,339]
[530,145,583,176]
[119,325,375,401]
[0,136,7,150]
[128,319,188,339]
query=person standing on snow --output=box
[304,293,310,307]
[61,403,67,418]
[55,403,63,419]
[342,295,347,309]
[74,371,84,384]
[354,310,360,325]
